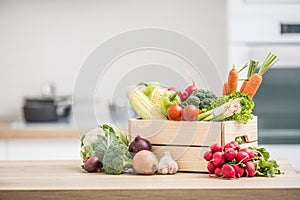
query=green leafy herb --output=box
[208,91,254,124]
[250,147,282,177]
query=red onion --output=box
[84,156,103,172]
[129,135,152,155]
[185,79,197,95]
[178,90,189,102]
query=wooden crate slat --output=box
[221,116,258,145]
[129,119,221,146]
[152,145,209,172]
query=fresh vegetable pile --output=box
[80,125,178,175]
[203,141,282,178]
[126,52,278,124]
[80,52,282,179]
[127,80,251,123]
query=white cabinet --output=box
[1,139,81,160]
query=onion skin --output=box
[129,135,152,155]
[84,156,103,172]
[132,150,158,175]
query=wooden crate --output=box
[128,116,258,172]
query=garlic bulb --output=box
[157,151,178,175]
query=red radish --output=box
[203,151,213,161]
[210,144,223,153]
[231,164,245,178]
[223,142,235,150]
[207,162,216,174]
[185,79,197,95]
[212,152,225,167]
[224,148,236,161]
[230,141,240,151]
[214,167,223,177]
[236,151,249,164]
[240,148,255,159]
[222,164,235,179]
[245,162,256,177]
[178,90,189,102]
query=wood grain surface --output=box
[0,160,299,200]
[128,119,222,146]
[0,121,79,139]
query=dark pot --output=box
[23,96,71,122]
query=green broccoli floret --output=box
[182,89,217,110]
[103,142,132,175]
[181,95,200,108]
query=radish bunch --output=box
[203,141,257,179]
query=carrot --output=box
[240,80,248,93]
[242,74,262,98]
[243,52,278,98]
[240,60,259,93]
[223,63,248,96]
[223,82,228,96]
[227,64,238,95]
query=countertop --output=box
[0,160,299,200]
[0,121,78,139]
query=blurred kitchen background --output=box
[0,0,299,175]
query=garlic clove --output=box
[158,167,169,175]
[168,162,178,174]
[157,151,178,175]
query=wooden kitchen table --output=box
[0,160,299,200]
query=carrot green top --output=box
[238,63,249,73]
[258,52,279,76]
[247,60,259,79]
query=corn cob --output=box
[149,87,166,106]
[126,86,166,120]
[138,82,166,106]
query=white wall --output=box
[227,0,300,67]
[0,0,227,120]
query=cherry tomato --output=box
[167,105,182,121]
[182,105,200,121]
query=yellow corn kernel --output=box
[150,88,165,106]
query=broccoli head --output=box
[102,142,132,175]
[182,89,217,110]
[181,95,200,108]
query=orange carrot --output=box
[227,64,238,95]
[243,52,278,98]
[223,82,228,96]
[242,74,262,98]
[240,60,259,93]
[240,80,248,93]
